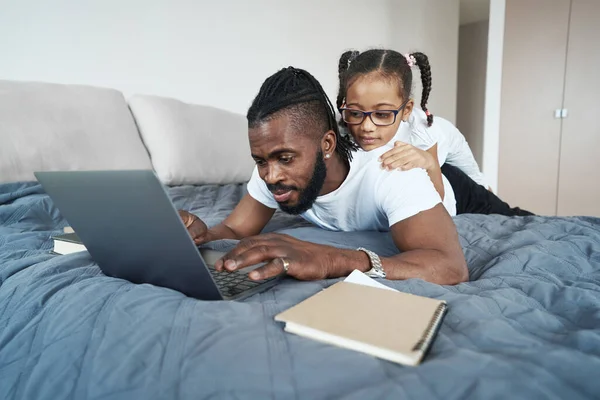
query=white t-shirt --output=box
[246,147,442,232]
[378,129,457,216]
[396,108,488,188]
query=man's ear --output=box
[402,99,415,122]
[321,130,337,158]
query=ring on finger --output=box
[185,217,196,228]
[280,257,290,274]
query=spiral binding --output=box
[412,302,448,352]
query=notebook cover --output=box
[275,281,446,362]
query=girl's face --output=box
[344,72,414,151]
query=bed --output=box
[1,181,599,400]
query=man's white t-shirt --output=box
[396,108,488,187]
[379,129,457,217]
[246,147,442,232]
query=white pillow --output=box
[128,95,254,185]
[0,80,152,183]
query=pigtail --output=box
[336,50,360,109]
[410,52,434,126]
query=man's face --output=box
[249,113,327,215]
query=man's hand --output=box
[178,210,209,245]
[214,233,340,281]
[379,141,435,171]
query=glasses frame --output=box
[339,98,410,126]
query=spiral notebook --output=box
[275,274,447,366]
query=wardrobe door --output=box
[556,0,600,217]
[498,0,571,215]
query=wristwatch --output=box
[357,247,386,278]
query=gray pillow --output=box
[0,80,152,183]
[128,95,254,185]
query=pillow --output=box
[128,95,254,185]
[0,80,152,183]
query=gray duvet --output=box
[0,182,599,399]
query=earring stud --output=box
[325,154,331,159]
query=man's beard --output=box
[267,150,327,215]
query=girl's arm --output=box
[439,119,488,187]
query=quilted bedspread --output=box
[1,182,599,399]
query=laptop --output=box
[34,170,280,301]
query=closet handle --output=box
[554,109,569,119]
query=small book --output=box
[51,232,87,255]
[275,279,447,366]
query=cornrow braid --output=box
[247,66,358,161]
[410,52,434,126]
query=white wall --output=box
[390,0,460,123]
[0,0,458,119]
[457,20,489,166]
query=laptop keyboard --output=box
[207,265,276,297]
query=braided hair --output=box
[337,49,434,126]
[247,66,358,161]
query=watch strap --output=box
[357,247,386,278]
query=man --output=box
[179,67,467,285]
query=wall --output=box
[456,20,489,166]
[0,0,388,114]
[460,0,491,25]
[0,0,459,119]
[389,0,460,123]
[482,0,505,191]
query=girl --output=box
[336,49,532,216]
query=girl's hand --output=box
[379,141,435,172]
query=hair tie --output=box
[347,51,360,69]
[404,53,416,68]
[425,110,431,117]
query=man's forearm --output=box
[382,249,467,285]
[204,223,244,243]
[326,247,467,285]
[325,248,371,277]
[196,194,275,245]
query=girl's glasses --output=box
[339,99,409,126]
